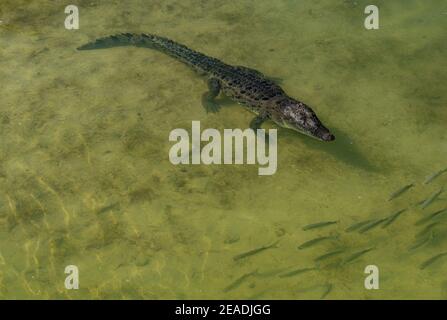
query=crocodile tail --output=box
[77,33,221,71]
[78,33,176,51]
[77,33,133,50]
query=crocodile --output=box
[77,33,335,141]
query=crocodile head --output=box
[274,98,335,142]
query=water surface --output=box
[0,0,446,299]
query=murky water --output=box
[1,0,446,299]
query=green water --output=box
[1,0,446,299]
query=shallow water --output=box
[0,0,446,299]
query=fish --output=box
[256,268,290,278]
[388,183,414,201]
[414,208,447,226]
[415,198,427,207]
[298,236,337,250]
[381,208,407,228]
[278,267,317,278]
[345,219,375,232]
[223,270,258,292]
[424,168,447,185]
[342,248,375,265]
[358,218,388,233]
[302,221,338,231]
[233,240,280,261]
[408,232,434,251]
[420,188,444,209]
[415,197,444,207]
[415,222,439,238]
[314,249,345,262]
[419,252,447,270]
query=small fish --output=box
[358,218,388,233]
[314,249,345,262]
[96,202,120,214]
[233,240,280,261]
[419,252,447,270]
[342,248,375,265]
[420,188,444,209]
[279,267,317,278]
[320,283,333,299]
[256,268,289,278]
[223,270,258,292]
[415,198,427,207]
[224,235,240,244]
[345,219,375,232]
[408,232,434,251]
[415,208,447,226]
[388,183,414,201]
[415,197,445,207]
[424,168,447,185]
[381,208,407,228]
[302,220,338,231]
[298,236,337,250]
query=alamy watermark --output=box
[169,121,277,175]
[64,5,79,30]
[364,265,379,290]
[64,265,79,289]
[364,5,379,30]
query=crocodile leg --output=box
[249,112,269,131]
[201,78,221,113]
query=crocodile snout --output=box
[321,132,335,141]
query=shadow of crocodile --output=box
[212,98,379,172]
[284,125,379,172]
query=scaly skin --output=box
[78,33,335,141]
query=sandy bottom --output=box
[0,0,446,299]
